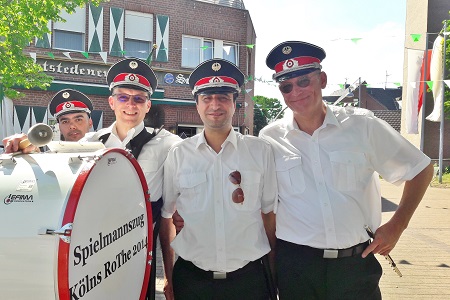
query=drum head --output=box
[56,148,152,300]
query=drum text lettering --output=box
[69,272,102,300]
[72,214,145,266]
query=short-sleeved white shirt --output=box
[83,121,181,202]
[259,105,430,249]
[162,130,278,272]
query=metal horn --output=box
[19,123,53,149]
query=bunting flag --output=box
[246,44,255,49]
[405,49,423,134]
[99,52,108,64]
[223,45,231,55]
[426,35,444,122]
[351,38,362,44]
[81,52,89,58]
[48,52,55,59]
[411,34,422,42]
[63,52,72,60]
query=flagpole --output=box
[438,21,447,183]
[420,33,429,151]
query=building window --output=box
[182,36,237,68]
[53,7,86,51]
[125,11,153,59]
[182,36,213,68]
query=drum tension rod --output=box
[38,223,73,243]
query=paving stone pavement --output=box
[153,180,450,299]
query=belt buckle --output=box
[323,249,339,259]
[213,271,227,279]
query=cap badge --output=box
[64,102,74,109]
[209,76,224,83]
[212,62,221,72]
[283,59,298,70]
[282,46,292,55]
[129,61,138,69]
[62,92,70,99]
[126,74,137,82]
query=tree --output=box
[253,103,267,136]
[252,95,285,136]
[0,0,100,98]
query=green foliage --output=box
[0,0,101,98]
[252,95,284,122]
[252,95,284,136]
[253,103,267,136]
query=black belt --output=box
[277,239,370,259]
[177,256,263,280]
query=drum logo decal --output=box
[4,194,33,205]
[107,158,117,166]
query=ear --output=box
[320,72,327,89]
[108,96,115,110]
[146,99,151,113]
[88,118,93,128]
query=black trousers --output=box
[276,239,382,300]
[173,257,270,300]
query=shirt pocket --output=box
[275,156,306,196]
[230,170,261,212]
[178,172,208,213]
[329,151,366,192]
[139,160,159,177]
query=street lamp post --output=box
[358,77,361,108]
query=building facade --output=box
[10,0,256,137]
[403,0,450,165]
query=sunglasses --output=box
[229,170,244,204]
[278,72,320,94]
[365,225,402,277]
[112,93,149,104]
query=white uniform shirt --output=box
[83,122,181,202]
[260,105,431,249]
[162,130,278,272]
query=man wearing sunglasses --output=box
[82,58,181,300]
[259,41,434,299]
[2,88,93,153]
[159,59,278,300]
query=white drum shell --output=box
[0,149,151,300]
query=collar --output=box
[282,104,341,138]
[111,121,145,142]
[196,129,238,150]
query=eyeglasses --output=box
[229,170,244,204]
[112,93,149,104]
[364,225,402,277]
[278,72,320,94]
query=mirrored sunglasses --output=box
[278,72,320,94]
[112,93,149,104]
[229,170,244,204]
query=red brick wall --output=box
[14,0,256,134]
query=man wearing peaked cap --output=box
[266,40,326,82]
[260,41,434,299]
[107,57,158,94]
[160,58,278,300]
[189,58,244,99]
[82,58,181,300]
[48,89,93,142]
[2,89,94,152]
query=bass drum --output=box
[0,148,152,300]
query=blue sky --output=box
[243,0,407,99]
